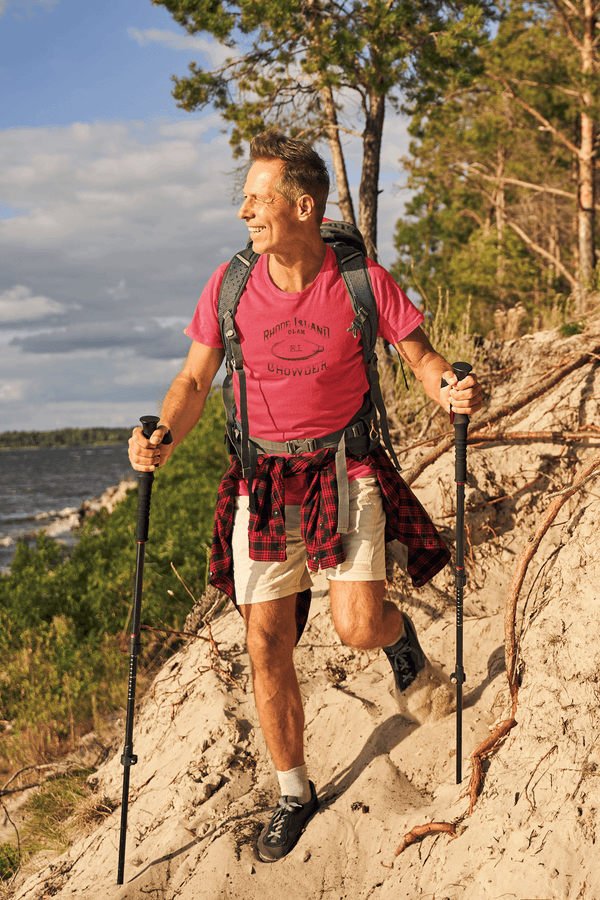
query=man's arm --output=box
[128,342,225,472]
[394,326,483,416]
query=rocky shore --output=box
[0,476,137,551]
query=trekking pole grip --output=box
[451,362,472,484]
[136,416,172,542]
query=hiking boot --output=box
[383,612,427,692]
[256,782,319,863]
[384,613,454,724]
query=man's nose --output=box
[238,198,251,219]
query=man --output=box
[128,131,482,863]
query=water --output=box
[0,444,134,572]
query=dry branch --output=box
[404,345,600,485]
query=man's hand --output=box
[439,370,483,417]
[128,424,174,473]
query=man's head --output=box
[249,130,330,223]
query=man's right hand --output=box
[128,425,174,472]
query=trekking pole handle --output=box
[450,362,473,427]
[441,362,473,484]
[136,416,173,542]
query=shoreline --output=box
[0,474,137,573]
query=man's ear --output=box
[297,193,315,221]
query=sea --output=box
[0,444,135,573]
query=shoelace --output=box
[265,798,303,841]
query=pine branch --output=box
[488,73,581,158]
[551,0,585,52]
[506,219,577,287]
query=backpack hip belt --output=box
[228,406,378,533]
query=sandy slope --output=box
[10,321,600,900]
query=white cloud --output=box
[0,379,27,400]
[128,27,233,67]
[0,0,60,18]
[0,284,71,323]
[78,141,199,185]
[0,121,239,258]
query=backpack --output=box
[217,220,402,532]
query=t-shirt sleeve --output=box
[184,262,229,348]
[366,260,424,344]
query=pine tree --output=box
[152,0,494,259]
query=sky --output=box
[0,0,413,432]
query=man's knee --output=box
[242,595,297,671]
[329,580,387,650]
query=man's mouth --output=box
[249,227,266,234]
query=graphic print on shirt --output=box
[264,316,329,375]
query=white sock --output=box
[382,622,405,649]
[277,764,312,804]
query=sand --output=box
[8,318,600,900]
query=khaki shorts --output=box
[232,476,386,605]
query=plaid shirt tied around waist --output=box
[209,447,450,639]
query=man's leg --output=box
[328,579,404,650]
[240,594,304,773]
[240,595,319,862]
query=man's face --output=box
[238,159,298,256]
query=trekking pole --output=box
[447,362,472,785]
[117,415,172,886]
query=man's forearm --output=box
[418,350,454,408]
[158,372,212,449]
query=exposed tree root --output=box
[395,821,456,856]
[404,345,600,485]
[467,429,600,445]
[466,448,600,813]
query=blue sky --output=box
[0,0,412,431]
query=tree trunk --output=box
[494,146,507,301]
[358,91,385,261]
[577,0,596,301]
[321,85,356,225]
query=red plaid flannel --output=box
[209,447,450,639]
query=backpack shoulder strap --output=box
[332,245,402,473]
[218,246,259,359]
[218,245,260,496]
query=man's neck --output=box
[267,241,327,293]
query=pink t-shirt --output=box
[186,246,423,501]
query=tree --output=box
[394,0,600,327]
[152,0,494,260]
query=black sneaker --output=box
[256,782,319,863]
[383,612,426,692]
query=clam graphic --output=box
[271,338,324,360]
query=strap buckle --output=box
[286,438,317,454]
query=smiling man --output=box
[128,130,483,864]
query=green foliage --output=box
[153,0,496,257]
[0,768,113,884]
[559,320,585,338]
[0,842,19,883]
[0,427,134,450]
[395,290,482,432]
[0,391,229,768]
[394,0,600,329]
[24,769,96,850]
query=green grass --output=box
[0,390,229,773]
[0,768,116,886]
